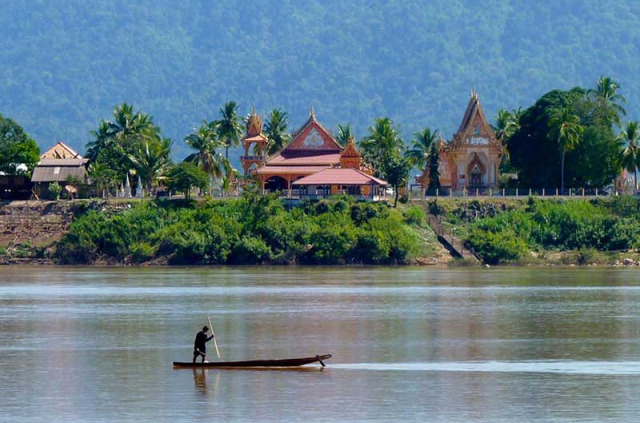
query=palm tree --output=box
[492,109,519,142]
[264,108,290,156]
[128,137,172,193]
[404,127,439,173]
[184,123,230,181]
[359,117,405,177]
[619,121,640,195]
[86,103,160,180]
[216,101,243,159]
[87,162,118,197]
[549,107,584,193]
[86,121,111,161]
[591,76,627,126]
[335,124,353,147]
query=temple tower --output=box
[240,106,268,176]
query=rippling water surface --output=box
[1,267,639,422]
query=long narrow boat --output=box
[173,354,332,369]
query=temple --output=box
[246,108,387,200]
[420,90,503,191]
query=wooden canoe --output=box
[173,354,332,369]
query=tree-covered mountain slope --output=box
[1,0,639,162]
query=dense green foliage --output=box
[463,197,640,264]
[0,114,40,175]
[3,1,640,163]
[508,88,621,188]
[57,194,426,265]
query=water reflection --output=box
[0,267,639,422]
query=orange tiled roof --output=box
[267,153,341,166]
[256,165,331,175]
[292,168,387,186]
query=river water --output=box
[0,267,639,422]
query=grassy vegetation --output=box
[56,193,440,265]
[424,196,640,265]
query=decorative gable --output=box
[282,109,342,155]
[451,90,499,149]
[40,142,82,160]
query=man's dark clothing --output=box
[193,330,214,363]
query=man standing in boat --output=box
[193,326,214,363]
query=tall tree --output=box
[216,101,243,159]
[86,103,160,181]
[128,137,172,193]
[549,107,584,193]
[0,113,40,175]
[184,123,230,181]
[167,162,209,200]
[359,117,405,178]
[335,124,353,147]
[404,127,439,178]
[619,121,640,195]
[384,155,411,207]
[264,108,290,156]
[493,109,519,143]
[87,162,118,197]
[427,141,440,192]
[591,76,627,126]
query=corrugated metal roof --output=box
[38,158,89,166]
[31,164,88,183]
[292,168,387,186]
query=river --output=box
[0,267,639,422]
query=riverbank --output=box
[414,196,640,266]
[2,195,639,267]
[1,194,450,266]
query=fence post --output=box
[476,188,479,196]
[596,188,599,197]
[516,188,519,197]
[436,188,439,198]
[502,188,505,197]
[489,187,492,196]
[542,188,545,196]
[569,188,572,196]
[529,188,532,196]
[582,188,585,196]
[555,188,558,196]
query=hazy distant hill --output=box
[1,0,639,163]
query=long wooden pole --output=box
[208,316,221,359]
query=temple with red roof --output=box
[246,108,387,201]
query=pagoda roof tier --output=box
[256,165,331,176]
[267,152,341,166]
[292,168,387,186]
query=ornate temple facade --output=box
[245,108,386,200]
[420,90,503,191]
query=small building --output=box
[31,143,88,198]
[419,90,504,191]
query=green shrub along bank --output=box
[456,197,640,265]
[57,194,432,265]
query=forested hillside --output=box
[1,0,639,163]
